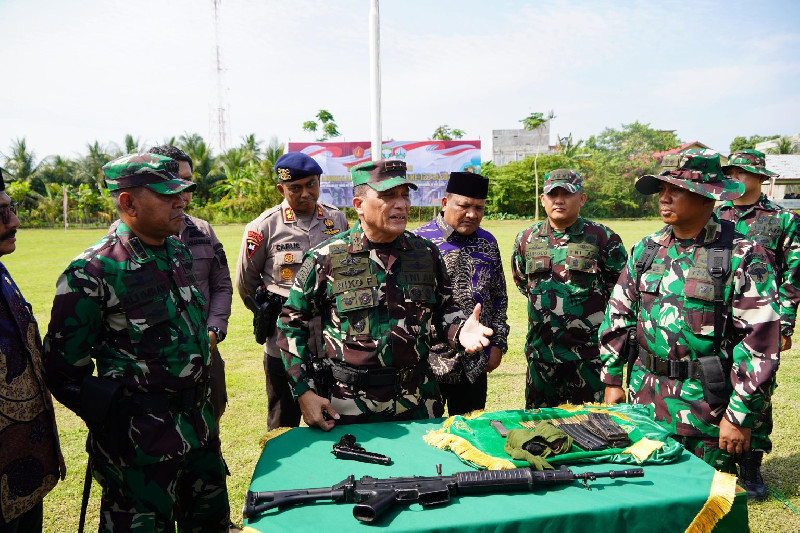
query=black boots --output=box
[738,450,767,500]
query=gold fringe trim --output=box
[622,437,664,463]
[242,527,261,532]
[259,427,294,450]
[685,470,737,533]
[441,409,487,430]
[423,430,516,470]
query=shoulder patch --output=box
[747,261,770,285]
[246,231,264,258]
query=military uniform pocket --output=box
[403,284,435,330]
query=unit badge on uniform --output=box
[246,231,264,258]
[284,253,294,264]
[323,218,339,235]
[280,267,294,280]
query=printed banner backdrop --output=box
[287,140,481,207]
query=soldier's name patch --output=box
[400,271,435,285]
[276,242,302,252]
[333,275,377,294]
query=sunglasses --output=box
[0,202,19,225]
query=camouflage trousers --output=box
[328,367,444,424]
[92,440,229,533]
[674,435,737,474]
[525,358,604,409]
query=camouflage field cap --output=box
[351,159,418,191]
[102,153,196,194]
[636,151,743,201]
[543,169,583,194]
[722,149,779,179]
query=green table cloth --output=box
[242,418,746,532]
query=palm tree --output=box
[262,137,285,181]
[178,133,222,202]
[3,138,43,183]
[77,141,113,191]
[768,137,796,154]
[240,134,263,164]
[519,110,556,220]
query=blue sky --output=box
[1,0,798,163]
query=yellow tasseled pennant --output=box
[623,437,664,463]
[259,427,294,450]
[685,470,737,533]
[423,429,516,470]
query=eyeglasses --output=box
[0,202,19,225]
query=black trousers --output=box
[439,373,488,416]
[264,355,302,430]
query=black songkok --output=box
[445,172,488,200]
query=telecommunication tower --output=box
[211,0,230,153]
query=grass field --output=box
[5,219,799,532]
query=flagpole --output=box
[369,0,382,161]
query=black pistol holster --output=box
[247,283,288,344]
[79,375,123,429]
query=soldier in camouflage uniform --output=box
[600,152,780,474]
[43,154,229,532]
[511,169,627,408]
[236,152,347,430]
[715,149,798,497]
[277,160,493,431]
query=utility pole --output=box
[369,0,382,161]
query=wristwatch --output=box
[208,326,226,343]
[781,325,794,338]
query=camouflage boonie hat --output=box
[543,169,583,194]
[351,159,418,191]
[722,149,779,179]
[102,153,196,194]
[636,152,743,201]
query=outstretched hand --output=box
[458,303,493,353]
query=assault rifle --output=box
[242,465,644,523]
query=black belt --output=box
[122,385,206,415]
[330,362,421,389]
[638,347,703,381]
